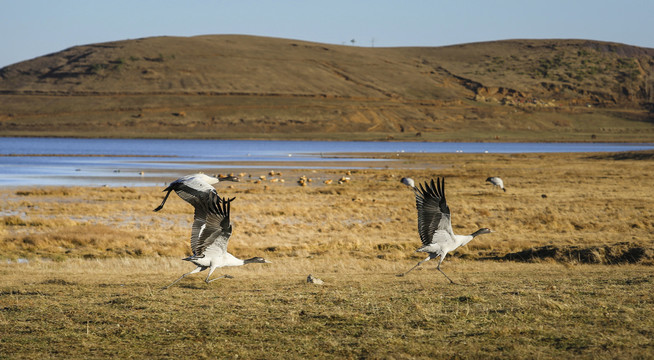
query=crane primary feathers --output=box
[486,177,506,192]
[398,178,492,283]
[153,173,238,212]
[162,192,270,290]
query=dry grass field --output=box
[1,151,653,358]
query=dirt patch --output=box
[499,242,653,265]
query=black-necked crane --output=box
[486,176,506,192]
[398,178,492,284]
[153,173,239,212]
[162,192,270,290]
[400,177,415,188]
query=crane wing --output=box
[190,216,207,256]
[171,176,217,210]
[413,178,453,246]
[191,192,233,257]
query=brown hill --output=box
[1,35,653,141]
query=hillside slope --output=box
[1,35,653,141]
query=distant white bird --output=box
[485,177,506,192]
[153,173,238,212]
[400,177,415,188]
[162,193,270,290]
[398,178,492,283]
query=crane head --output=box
[473,228,493,237]
[244,257,271,264]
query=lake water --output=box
[1,137,653,187]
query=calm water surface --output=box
[1,137,653,187]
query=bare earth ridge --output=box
[1,35,653,141]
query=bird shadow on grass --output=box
[482,243,653,265]
[585,150,654,161]
[40,278,76,286]
[177,283,212,290]
[395,269,472,286]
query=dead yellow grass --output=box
[1,151,653,358]
[1,151,653,262]
[1,257,652,358]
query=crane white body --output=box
[400,177,415,188]
[486,177,506,192]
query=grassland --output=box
[1,151,653,358]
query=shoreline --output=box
[2,134,654,144]
[2,149,654,187]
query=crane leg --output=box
[205,267,234,283]
[435,255,458,284]
[436,264,457,284]
[153,189,174,212]
[397,255,432,277]
[161,266,204,290]
[206,274,234,283]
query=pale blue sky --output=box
[1,0,653,68]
